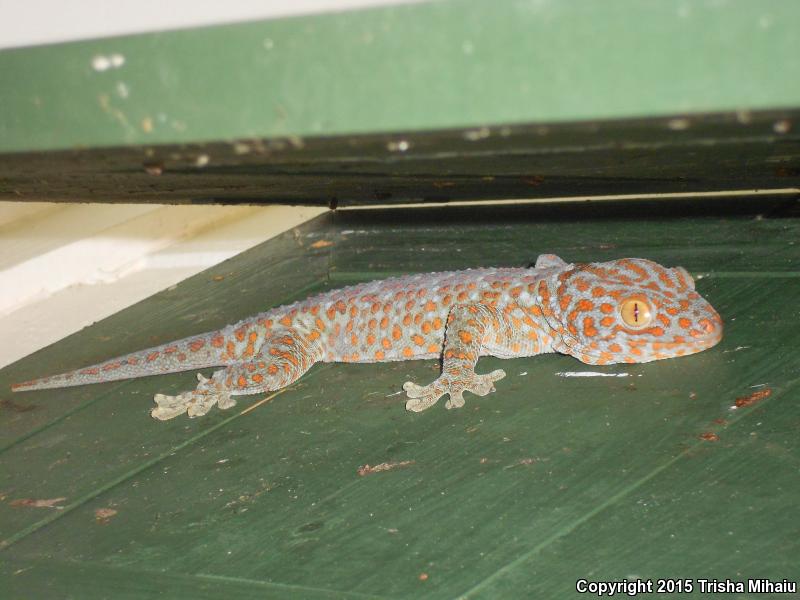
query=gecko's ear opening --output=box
[534,254,568,269]
[673,267,695,290]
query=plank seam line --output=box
[455,380,797,598]
[6,557,386,599]
[0,366,335,552]
[0,281,329,454]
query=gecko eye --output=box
[619,298,653,329]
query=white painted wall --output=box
[0,203,325,368]
[0,0,427,49]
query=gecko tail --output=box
[11,334,224,393]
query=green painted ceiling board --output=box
[1,0,799,154]
[1,199,799,597]
[0,110,797,205]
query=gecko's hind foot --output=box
[403,369,506,412]
[150,373,236,420]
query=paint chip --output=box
[10,497,66,509]
[357,460,415,476]
[555,371,630,378]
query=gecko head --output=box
[545,258,723,365]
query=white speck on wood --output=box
[555,371,630,378]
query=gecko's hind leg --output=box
[151,329,322,420]
[151,370,237,420]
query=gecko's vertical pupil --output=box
[620,297,652,329]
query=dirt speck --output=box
[143,161,163,176]
[310,240,334,249]
[95,508,118,524]
[418,573,429,581]
[699,432,720,442]
[735,388,772,408]
[0,399,37,413]
[212,275,225,282]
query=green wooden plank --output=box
[1,0,799,154]
[1,110,798,205]
[1,199,799,598]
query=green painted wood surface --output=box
[1,199,799,598]
[1,0,799,154]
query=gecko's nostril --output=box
[699,318,715,334]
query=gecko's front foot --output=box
[403,369,506,412]
[150,373,236,420]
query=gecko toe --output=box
[444,390,465,409]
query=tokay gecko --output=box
[12,255,723,420]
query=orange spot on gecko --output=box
[189,339,205,352]
[600,316,615,328]
[427,344,439,353]
[375,350,385,360]
[380,316,389,329]
[382,338,392,349]
[211,335,224,348]
[411,334,425,346]
[402,346,414,357]
[147,352,159,362]
[458,330,473,344]
[268,364,278,375]
[279,316,292,327]
[583,317,598,337]
[392,325,402,340]
[600,303,614,314]
[237,376,247,388]
[421,321,432,334]
[326,306,337,320]
[424,300,436,312]
[678,317,692,329]
[367,334,376,345]
[252,373,264,383]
